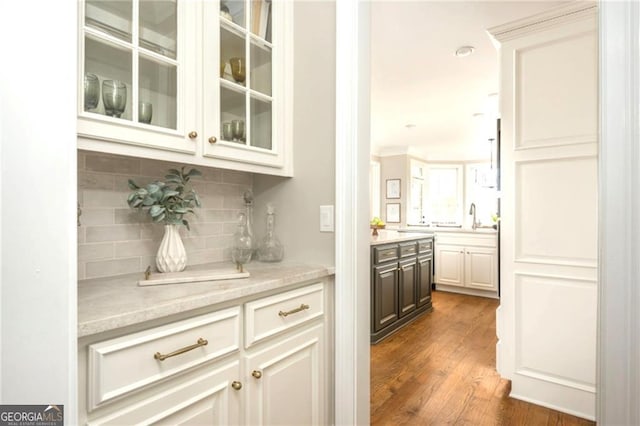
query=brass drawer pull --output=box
[154,337,208,361]
[278,303,310,317]
[252,370,262,379]
[231,381,242,390]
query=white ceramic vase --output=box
[156,224,187,273]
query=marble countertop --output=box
[370,230,433,246]
[78,262,334,338]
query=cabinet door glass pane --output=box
[84,36,133,121]
[85,0,132,43]
[139,0,177,59]
[250,0,271,42]
[221,87,247,144]
[139,56,177,129]
[250,96,272,150]
[250,40,271,96]
[222,0,246,29]
[220,28,246,87]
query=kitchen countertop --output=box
[401,226,498,234]
[78,261,334,338]
[370,230,433,246]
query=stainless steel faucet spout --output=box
[469,203,478,230]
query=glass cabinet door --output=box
[80,0,187,145]
[205,0,285,169]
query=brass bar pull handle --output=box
[278,304,310,318]
[154,338,208,361]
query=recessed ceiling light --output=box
[455,46,475,57]
[405,124,416,129]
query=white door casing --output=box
[489,2,598,420]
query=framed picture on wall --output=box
[386,179,401,199]
[386,203,401,223]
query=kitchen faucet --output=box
[469,203,478,230]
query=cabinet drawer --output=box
[418,239,433,253]
[373,245,398,264]
[245,283,324,347]
[87,307,240,410]
[399,242,417,257]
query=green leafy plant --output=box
[127,167,202,230]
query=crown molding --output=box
[488,1,597,43]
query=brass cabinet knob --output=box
[188,131,198,139]
[208,136,217,144]
[252,370,262,379]
[231,381,242,390]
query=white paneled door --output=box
[489,2,598,420]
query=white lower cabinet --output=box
[245,325,325,425]
[434,232,498,294]
[80,281,329,425]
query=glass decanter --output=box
[257,204,283,262]
[243,189,256,260]
[231,212,253,272]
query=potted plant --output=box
[127,167,202,273]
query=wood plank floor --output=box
[370,291,595,426]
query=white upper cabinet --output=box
[77,0,293,176]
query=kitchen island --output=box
[370,230,434,343]
[78,261,334,425]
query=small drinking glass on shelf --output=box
[138,101,153,124]
[102,80,127,118]
[231,119,245,142]
[222,122,233,141]
[84,73,100,111]
[229,57,246,83]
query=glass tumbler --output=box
[231,119,245,142]
[138,101,153,124]
[102,80,127,118]
[84,73,100,111]
[222,122,233,141]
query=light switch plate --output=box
[320,205,334,232]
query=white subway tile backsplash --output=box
[83,189,130,208]
[114,239,157,258]
[223,170,253,185]
[79,242,114,261]
[86,224,141,243]
[78,150,253,279]
[78,172,115,190]
[204,209,241,223]
[81,208,114,226]
[86,153,140,175]
[86,257,140,279]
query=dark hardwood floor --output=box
[370,291,595,426]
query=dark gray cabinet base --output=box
[371,238,433,344]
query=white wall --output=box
[253,1,336,267]
[0,0,77,420]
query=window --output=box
[425,164,464,226]
[466,163,498,227]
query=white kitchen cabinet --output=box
[434,232,498,296]
[245,325,325,425]
[79,280,329,425]
[77,0,293,176]
[433,244,464,287]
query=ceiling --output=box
[370,0,566,161]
